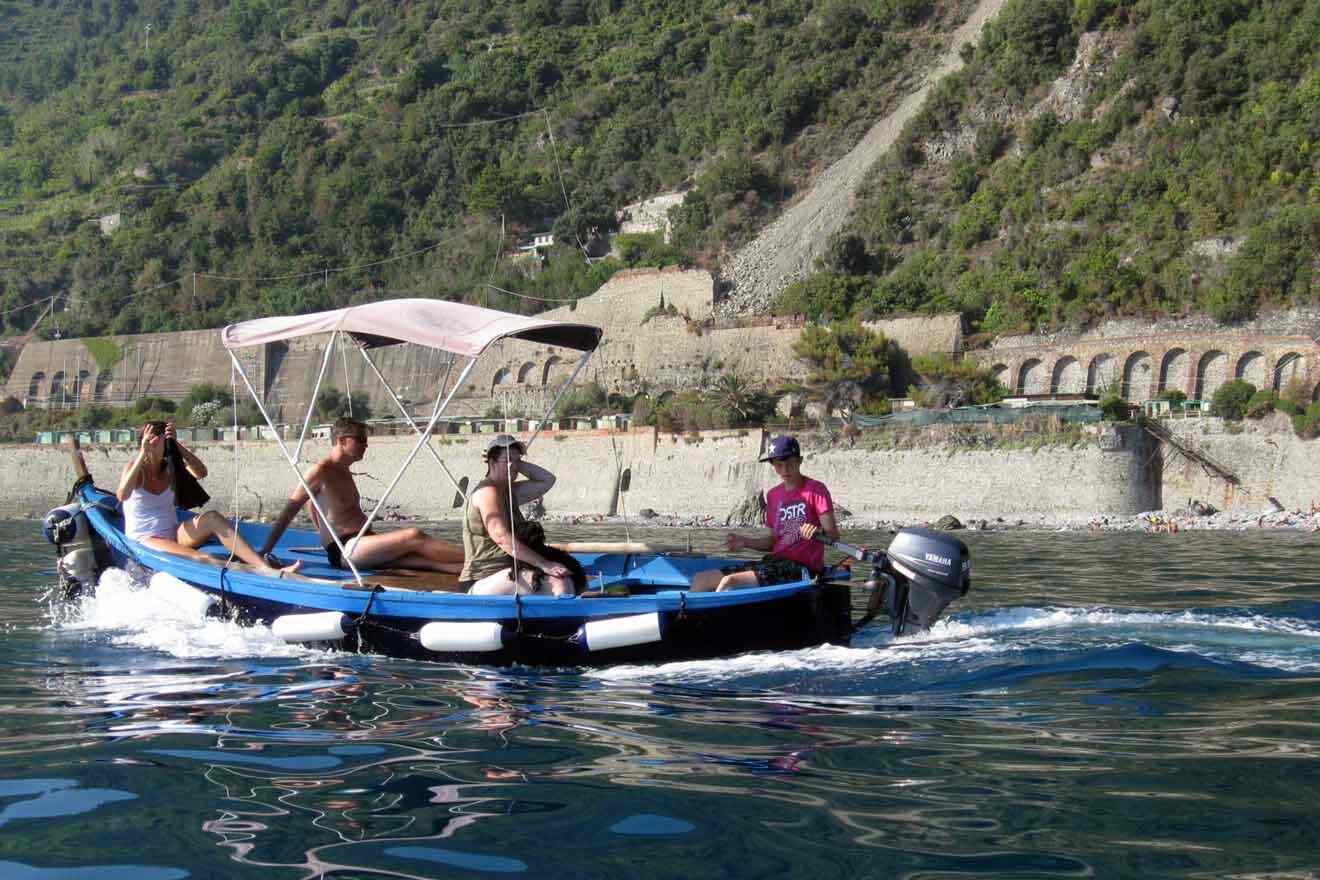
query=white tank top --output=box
[124,482,178,541]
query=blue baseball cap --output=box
[759,435,801,462]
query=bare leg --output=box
[714,570,761,592]
[538,574,574,597]
[348,528,463,572]
[690,569,724,592]
[692,567,760,592]
[469,568,539,595]
[176,512,301,575]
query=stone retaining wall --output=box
[1159,415,1320,512]
[6,424,1156,525]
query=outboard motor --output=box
[879,527,971,635]
[43,499,104,600]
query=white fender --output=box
[580,613,663,651]
[271,611,352,644]
[417,621,507,653]
[148,572,219,618]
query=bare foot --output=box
[258,560,303,576]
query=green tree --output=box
[179,382,234,420]
[315,387,372,421]
[910,353,1006,408]
[1211,379,1256,420]
[707,373,775,426]
[791,322,896,420]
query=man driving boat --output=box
[259,417,464,573]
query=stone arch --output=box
[1195,350,1228,400]
[990,364,1009,391]
[1086,354,1117,396]
[1236,351,1266,387]
[27,371,45,399]
[72,369,91,401]
[1158,348,1189,395]
[491,367,512,391]
[541,356,562,387]
[1016,359,1044,395]
[1050,356,1084,394]
[516,361,536,384]
[1273,352,1304,391]
[94,370,114,401]
[1122,351,1152,400]
[49,371,65,401]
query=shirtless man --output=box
[259,418,463,573]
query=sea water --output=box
[1,520,1318,879]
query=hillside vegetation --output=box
[0,0,969,338]
[774,0,1320,335]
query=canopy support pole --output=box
[349,357,479,548]
[227,349,366,586]
[292,329,339,465]
[524,348,594,451]
[357,346,466,497]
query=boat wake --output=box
[589,604,1320,691]
[57,568,320,661]
[54,571,1320,691]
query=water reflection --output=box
[8,523,1320,877]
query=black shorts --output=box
[323,531,373,570]
[324,540,345,570]
[720,555,808,586]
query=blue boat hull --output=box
[73,483,854,666]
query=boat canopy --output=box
[221,298,602,356]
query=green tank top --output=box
[460,479,528,583]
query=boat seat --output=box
[359,568,466,593]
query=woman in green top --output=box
[459,435,573,596]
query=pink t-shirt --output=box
[766,478,834,572]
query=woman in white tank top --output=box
[117,420,300,576]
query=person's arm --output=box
[117,426,158,501]
[475,487,568,576]
[258,466,320,555]
[510,459,556,505]
[726,532,774,553]
[798,484,840,542]
[165,421,208,479]
[800,511,839,543]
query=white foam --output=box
[924,605,1320,642]
[589,605,1320,682]
[61,568,323,660]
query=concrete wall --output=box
[4,329,254,407]
[7,424,1154,525]
[3,268,964,420]
[474,268,964,408]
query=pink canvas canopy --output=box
[221,298,602,356]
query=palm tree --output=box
[710,373,755,425]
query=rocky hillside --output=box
[769,0,1320,335]
[0,0,974,338]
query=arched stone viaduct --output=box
[974,334,1318,402]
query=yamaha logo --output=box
[924,552,952,567]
